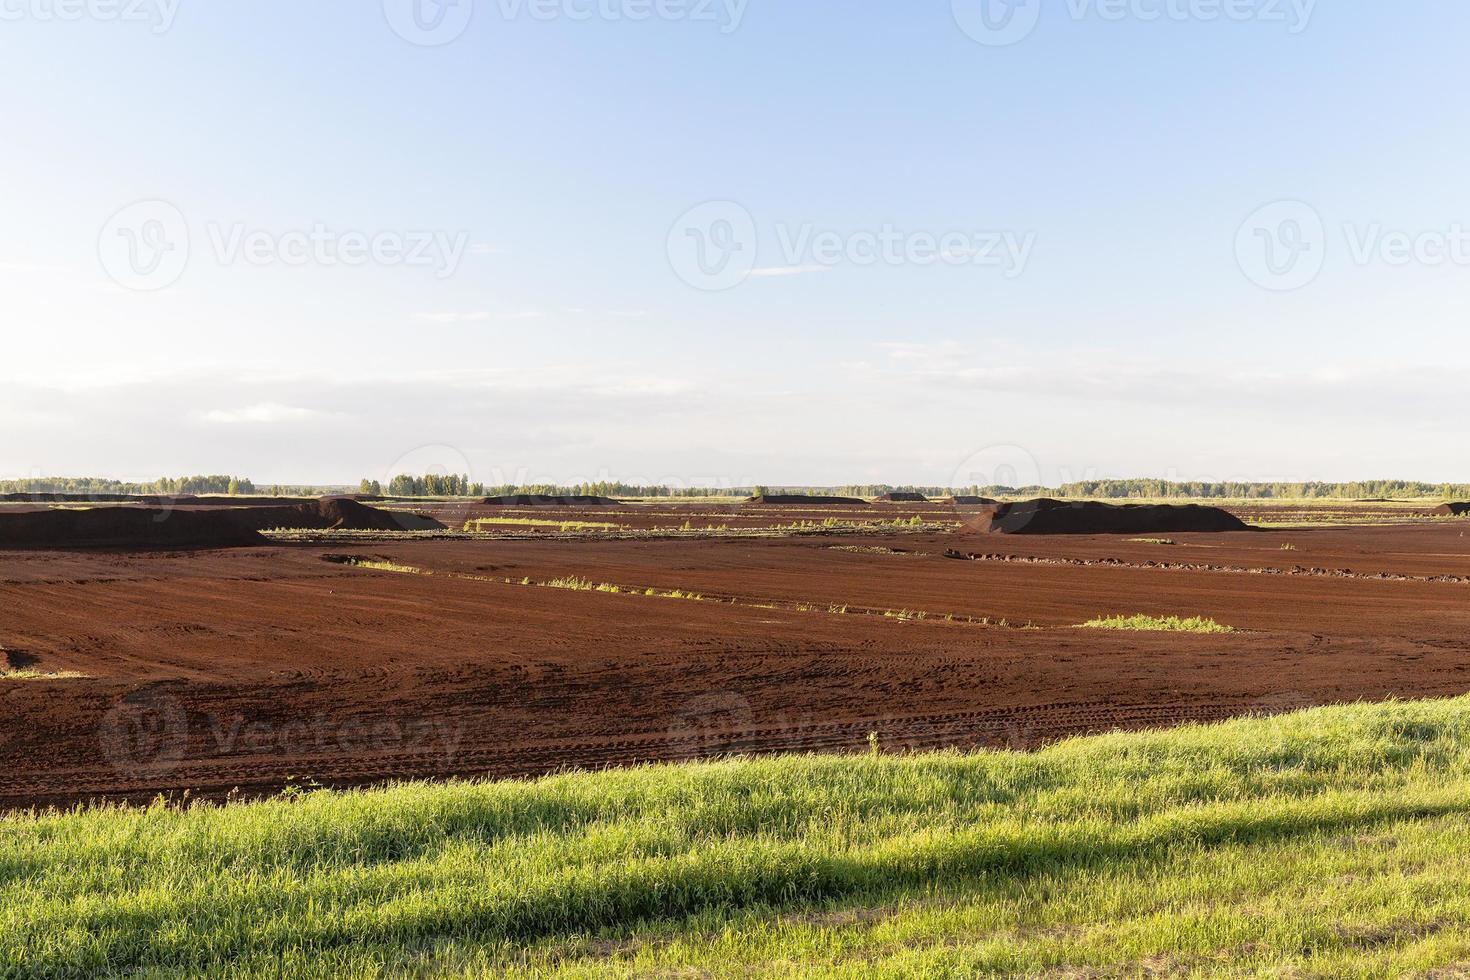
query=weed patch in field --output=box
[1080,614,1236,634]
[463,518,623,533]
[0,669,87,680]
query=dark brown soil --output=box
[945,496,998,506]
[0,508,267,550]
[748,495,868,505]
[0,499,442,549]
[966,498,1250,535]
[226,498,445,532]
[1432,503,1470,517]
[3,505,1469,810]
[877,493,929,503]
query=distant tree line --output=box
[360,474,484,498]
[0,475,257,495]
[363,476,765,498]
[359,476,1470,501]
[9,474,1465,502]
[1057,480,1470,500]
[361,478,1056,499]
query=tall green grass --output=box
[6,699,1470,976]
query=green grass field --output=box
[6,699,1470,977]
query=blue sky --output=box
[3,1,1469,486]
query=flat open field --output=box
[2,500,1469,809]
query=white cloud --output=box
[748,264,833,278]
[412,310,549,324]
[852,341,1470,419]
[413,311,492,324]
[201,403,325,425]
[0,259,72,276]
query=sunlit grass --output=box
[330,557,426,575]
[6,700,1470,976]
[1079,614,1236,634]
[0,669,87,681]
[462,518,623,532]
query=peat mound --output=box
[965,498,1250,535]
[1432,502,1470,517]
[0,508,266,550]
[229,498,445,532]
[876,492,930,503]
[746,495,867,505]
[944,495,999,506]
[479,495,622,506]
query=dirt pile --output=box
[746,495,867,505]
[1432,503,1470,517]
[965,498,1250,535]
[945,495,998,506]
[0,508,267,550]
[481,495,622,506]
[229,498,445,531]
[876,492,929,503]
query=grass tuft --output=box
[0,669,87,680]
[1079,614,1236,634]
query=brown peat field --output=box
[3,495,1470,976]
